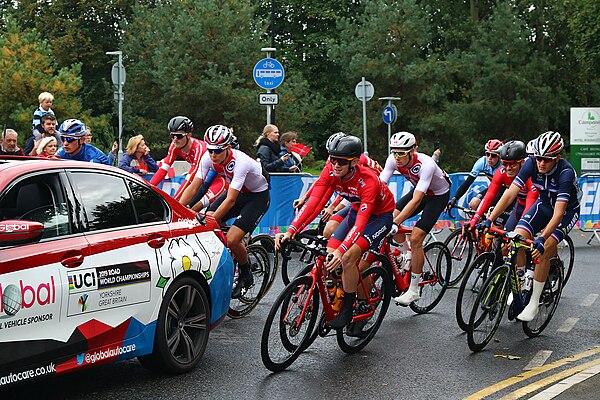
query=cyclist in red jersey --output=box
[293,132,383,238]
[151,116,227,206]
[468,140,538,233]
[277,136,395,329]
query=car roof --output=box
[0,156,145,188]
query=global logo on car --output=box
[0,277,57,318]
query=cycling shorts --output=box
[395,189,449,233]
[328,208,393,254]
[516,199,580,243]
[208,189,270,234]
[329,205,351,224]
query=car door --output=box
[64,170,171,362]
[0,170,91,375]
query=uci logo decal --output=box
[410,163,421,175]
[226,161,235,172]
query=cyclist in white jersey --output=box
[181,125,270,298]
[380,131,451,305]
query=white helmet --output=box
[526,139,536,155]
[390,131,416,149]
[534,131,563,157]
[204,125,233,149]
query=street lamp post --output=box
[106,50,125,161]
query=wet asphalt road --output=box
[5,228,600,399]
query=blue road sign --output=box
[253,58,285,90]
[383,105,397,125]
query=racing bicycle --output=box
[261,236,392,372]
[467,226,564,352]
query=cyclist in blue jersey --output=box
[447,139,503,211]
[56,119,110,165]
[482,131,580,321]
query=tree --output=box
[0,18,85,144]
[121,0,320,158]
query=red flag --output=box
[291,143,311,157]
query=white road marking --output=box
[581,293,598,307]
[524,350,553,371]
[556,317,579,333]
[529,362,600,400]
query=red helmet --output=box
[485,139,503,153]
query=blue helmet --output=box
[58,119,87,137]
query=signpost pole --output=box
[261,47,275,125]
[361,77,368,155]
[107,50,124,162]
[379,96,401,155]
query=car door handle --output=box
[61,253,85,268]
[147,235,166,249]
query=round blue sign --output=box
[382,105,397,125]
[253,58,285,90]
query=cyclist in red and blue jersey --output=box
[380,131,451,305]
[482,131,581,321]
[447,139,503,211]
[468,140,538,232]
[277,135,395,329]
[151,116,227,204]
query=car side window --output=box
[70,172,136,231]
[0,173,71,239]
[127,180,169,223]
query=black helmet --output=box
[499,140,526,161]
[168,116,193,133]
[327,135,363,158]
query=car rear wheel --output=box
[139,276,210,374]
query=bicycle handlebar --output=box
[447,204,476,220]
[488,226,534,246]
[279,235,329,258]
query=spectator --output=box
[118,135,158,175]
[256,124,288,172]
[279,131,302,172]
[84,128,93,144]
[55,119,110,164]
[36,137,59,158]
[32,92,55,136]
[107,141,118,166]
[0,129,25,156]
[27,114,61,155]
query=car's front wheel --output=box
[139,276,210,374]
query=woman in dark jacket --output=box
[279,131,302,172]
[255,124,289,172]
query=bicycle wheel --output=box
[261,275,319,372]
[467,265,510,352]
[522,262,564,337]
[455,252,495,332]
[249,234,279,296]
[557,235,574,286]
[336,264,392,354]
[410,241,452,314]
[281,229,320,285]
[444,228,475,287]
[227,244,270,319]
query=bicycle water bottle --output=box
[325,272,336,301]
[391,248,404,272]
[523,268,534,291]
[331,286,344,312]
[402,250,412,272]
[517,266,526,288]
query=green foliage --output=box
[0,18,85,145]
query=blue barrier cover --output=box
[145,173,600,235]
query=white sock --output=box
[410,272,421,291]
[200,195,210,209]
[528,280,544,306]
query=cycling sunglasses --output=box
[170,133,187,140]
[208,147,225,154]
[485,152,499,158]
[329,156,353,166]
[535,155,557,163]
[392,149,411,158]
[502,160,521,168]
[61,136,78,143]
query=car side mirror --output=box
[0,220,44,246]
